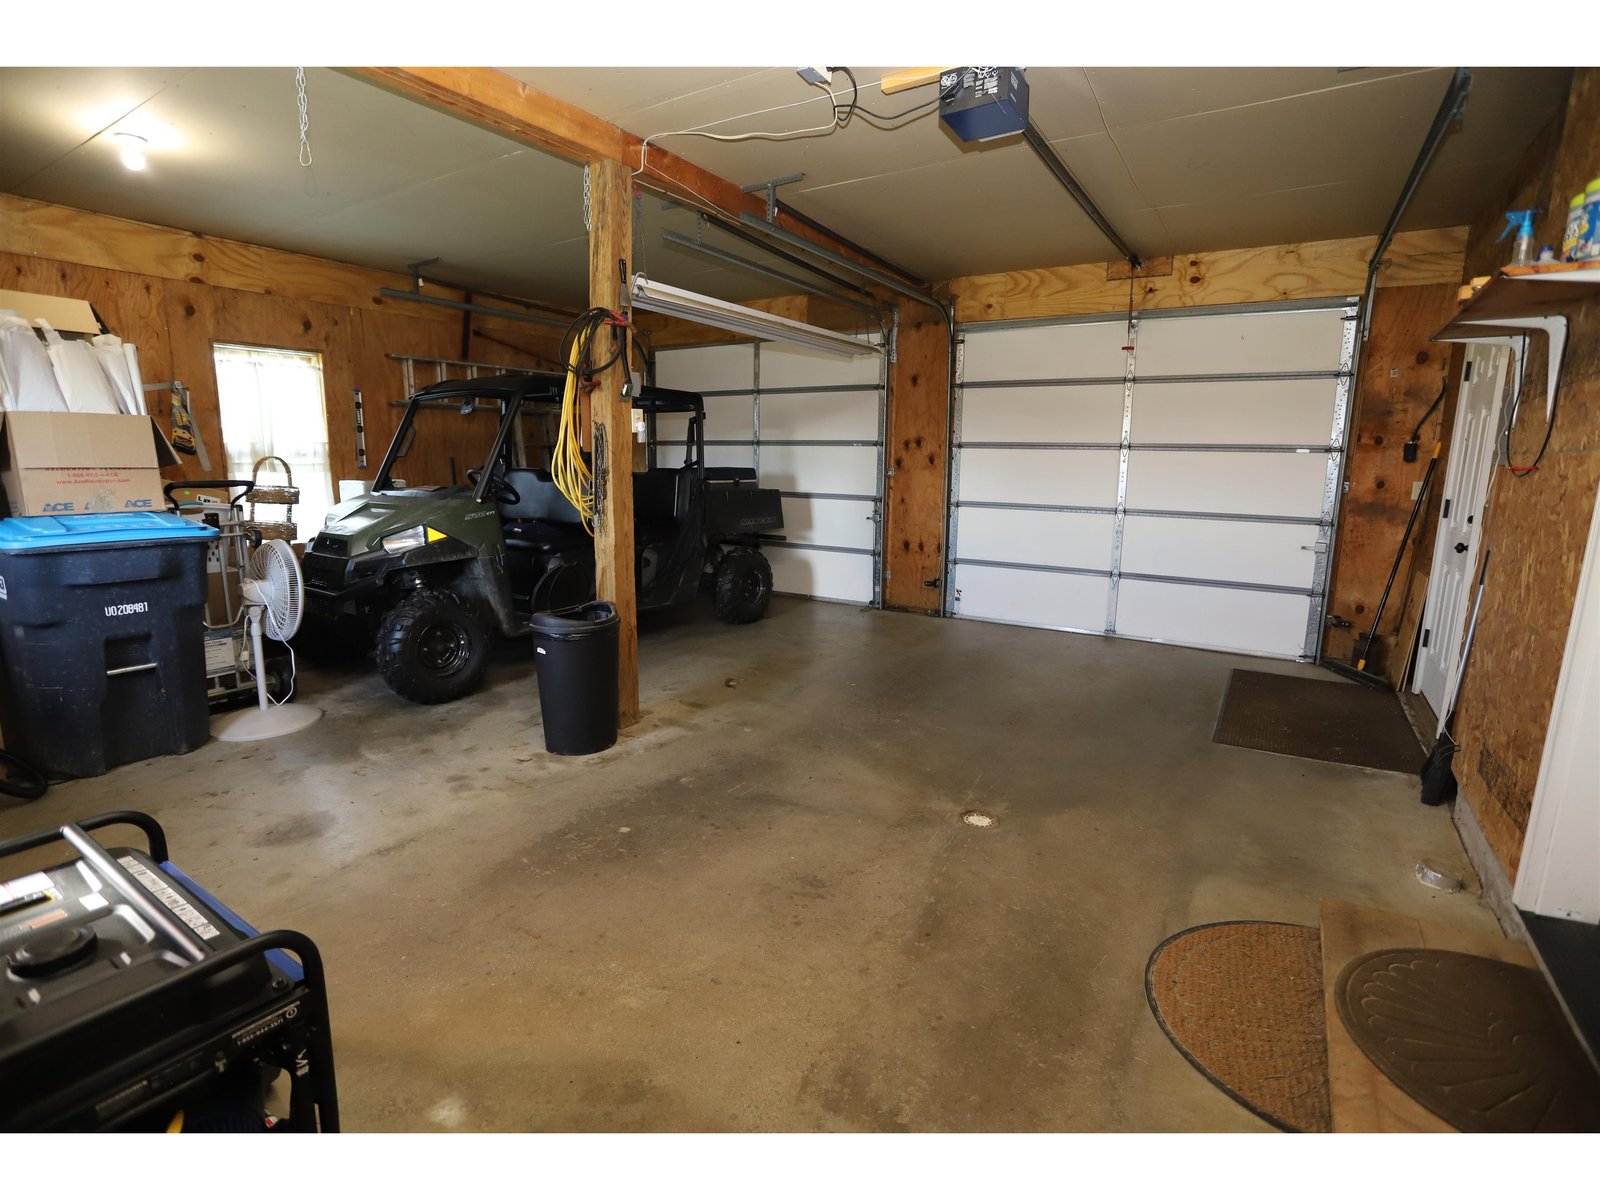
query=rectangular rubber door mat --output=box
[1212,669,1425,774]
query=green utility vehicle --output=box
[298,372,783,703]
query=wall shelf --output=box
[1433,264,1600,427]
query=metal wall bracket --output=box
[742,173,806,222]
[1449,314,1566,423]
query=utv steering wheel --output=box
[467,468,519,506]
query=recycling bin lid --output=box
[0,512,218,551]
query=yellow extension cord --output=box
[551,324,596,533]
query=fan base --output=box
[214,702,323,742]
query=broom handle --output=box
[1357,441,1440,672]
[1437,545,1493,738]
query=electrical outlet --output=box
[1412,480,1424,500]
[797,67,833,86]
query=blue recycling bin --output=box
[0,513,218,779]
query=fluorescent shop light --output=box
[113,132,147,171]
[629,275,881,358]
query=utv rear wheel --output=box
[376,589,492,704]
[712,549,773,624]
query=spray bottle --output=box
[1499,210,1538,267]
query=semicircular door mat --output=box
[1145,920,1330,1132]
[1336,948,1600,1132]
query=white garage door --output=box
[947,299,1357,659]
[653,337,886,605]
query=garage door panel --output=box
[952,563,1109,629]
[1135,309,1347,376]
[655,341,884,606]
[957,448,1120,507]
[960,385,1125,443]
[1119,516,1318,588]
[649,397,752,444]
[759,340,882,388]
[704,444,755,471]
[759,445,877,495]
[1115,580,1309,658]
[1123,450,1328,517]
[703,395,755,441]
[781,497,876,550]
[962,322,1128,381]
[769,546,874,603]
[654,344,755,392]
[1130,379,1333,445]
[760,391,878,440]
[654,413,691,444]
[956,508,1115,571]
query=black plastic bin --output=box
[0,513,217,779]
[529,601,619,756]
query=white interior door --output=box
[1515,480,1600,924]
[948,301,1355,658]
[1414,345,1510,718]
[653,338,886,605]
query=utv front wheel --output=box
[376,589,493,704]
[712,549,773,624]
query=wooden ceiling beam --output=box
[344,67,890,278]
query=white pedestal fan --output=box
[214,539,322,742]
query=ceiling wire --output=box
[632,68,956,189]
[634,78,844,180]
[1081,69,1172,245]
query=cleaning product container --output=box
[0,512,217,778]
[1563,192,1587,261]
[1581,177,1600,261]
[529,601,619,755]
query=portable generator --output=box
[0,811,338,1131]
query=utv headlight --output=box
[381,525,430,554]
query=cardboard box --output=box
[0,290,100,335]
[0,412,181,517]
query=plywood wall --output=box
[0,195,567,496]
[1322,284,1461,671]
[1449,68,1600,878]
[945,228,1468,323]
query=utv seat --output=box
[500,468,585,552]
[633,468,690,532]
[499,468,582,523]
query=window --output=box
[213,344,333,542]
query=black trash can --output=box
[0,513,218,779]
[529,601,619,756]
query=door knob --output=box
[1454,542,1468,553]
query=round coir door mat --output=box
[1145,921,1331,1132]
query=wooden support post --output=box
[587,158,639,726]
[882,300,953,613]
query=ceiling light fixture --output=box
[113,132,147,172]
[629,275,880,358]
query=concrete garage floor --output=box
[1,597,1502,1131]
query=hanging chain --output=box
[633,183,644,280]
[295,67,313,167]
[1121,260,1137,353]
[582,163,592,233]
